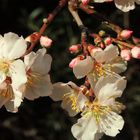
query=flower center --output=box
[85,101,111,123]
[94,62,105,77]
[63,93,79,112]
[0,59,10,73]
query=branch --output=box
[25,0,68,55]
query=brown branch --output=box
[25,0,68,55]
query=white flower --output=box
[93,0,140,12]
[0,81,23,113]
[0,32,27,89]
[0,32,27,112]
[50,82,88,117]
[73,44,127,82]
[71,76,127,140]
[22,48,53,100]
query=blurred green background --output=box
[0,0,140,140]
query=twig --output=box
[25,0,68,55]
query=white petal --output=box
[71,113,98,140]
[50,82,71,101]
[61,100,78,117]
[0,96,9,108]
[77,93,88,111]
[135,0,140,4]
[8,37,27,59]
[10,60,27,89]
[24,51,36,71]
[114,0,135,12]
[31,48,52,75]
[94,44,119,63]
[5,89,23,113]
[3,32,27,60]
[73,56,93,79]
[87,73,96,90]
[94,76,126,105]
[100,112,124,137]
[106,57,127,74]
[25,75,53,100]
[0,71,6,84]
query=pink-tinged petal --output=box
[71,113,98,140]
[10,60,27,89]
[73,56,93,79]
[50,82,71,101]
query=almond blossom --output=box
[73,44,127,82]
[22,48,53,100]
[50,82,88,116]
[0,32,27,112]
[71,76,127,140]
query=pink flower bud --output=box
[104,37,111,45]
[81,0,89,5]
[121,49,131,61]
[120,30,133,40]
[40,36,52,47]
[131,47,140,59]
[100,42,105,49]
[69,56,84,69]
[69,44,81,53]
[69,57,80,68]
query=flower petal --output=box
[106,57,127,74]
[71,113,98,140]
[2,32,27,60]
[50,82,71,101]
[5,89,23,113]
[77,93,88,111]
[31,48,52,75]
[0,71,6,85]
[94,44,119,63]
[10,60,27,89]
[73,56,93,79]
[114,0,135,12]
[24,51,36,71]
[0,96,9,108]
[61,100,78,117]
[25,75,53,100]
[94,76,126,105]
[100,111,124,137]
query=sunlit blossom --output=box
[71,76,127,140]
[22,48,53,100]
[50,82,88,116]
